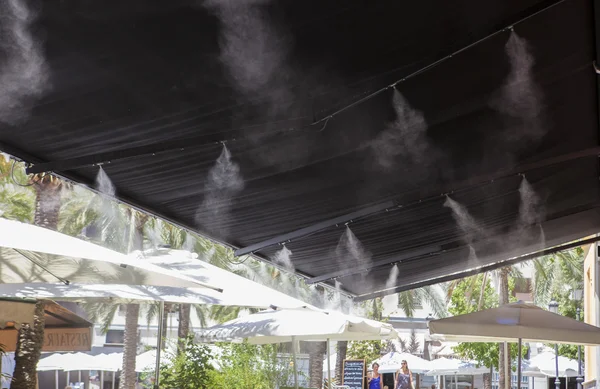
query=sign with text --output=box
[342,359,365,389]
[0,327,92,352]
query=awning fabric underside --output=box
[1,0,599,298]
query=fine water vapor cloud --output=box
[195,145,244,237]
[0,0,50,125]
[371,89,432,171]
[490,32,545,144]
[203,0,292,109]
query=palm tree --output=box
[10,301,45,389]
[0,157,35,222]
[9,166,65,389]
[119,211,148,389]
[309,341,327,388]
[61,187,146,389]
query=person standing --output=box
[367,362,383,389]
[395,360,413,389]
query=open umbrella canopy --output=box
[0,218,220,290]
[0,298,92,352]
[196,306,398,344]
[374,352,432,374]
[142,248,316,308]
[0,249,314,315]
[425,358,489,376]
[1,0,599,300]
[428,302,600,345]
[37,354,70,372]
[523,352,579,377]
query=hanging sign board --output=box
[0,327,92,352]
[342,359,366,389]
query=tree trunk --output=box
[423,340,431,360]
[119,212,147,389]
[11,177,62,389]
[335,341,348,384]
[483,373,492,389]
[498,267,511,389]
[309,341,327,389]
[32,176,62,229]
[119,304,140,389]
[11,301,45,389]
[177,304,191,355]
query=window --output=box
[105,330,124,345]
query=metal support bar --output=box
[154,301,165,389]
[354,235,600,301]
[25,134,227,174]
[306,245,441,284]
[576,307,584,389]
[236,146,600,256]
[518,338,522,389]
[235,201,395,256]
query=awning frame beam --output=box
[236,146,600,256]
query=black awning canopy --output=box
[1,0,599,299]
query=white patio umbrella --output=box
[38,353,68,389]
[0,249,315,388]
[142,248,317,309]
[425,358,488,375]
[425,358,488,389]
[196,306,399,389]
[0,218,221,290]
[428,302,600,389]
[0,254,314,309]
[56,352,95,388]
[523,352,579,377]
[375,352,432,374]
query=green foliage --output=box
[448,272,526,369]
[159,336,214,389]
[533,248,585,360]
[546,288,584,360]
[0,158,34,222]
[347,340,384,364]
[210,342,293,389]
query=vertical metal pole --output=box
[78,370,81,384]
[67,371,70,386]
[327,339,332,389]
[101,371,104,389]
[292,336,299,389]
[112,371,116,389]
[55,370,58,389]
[154,301,165,389]
[554,344,561,389]
[518,338,522,389]
[576,308,584,389]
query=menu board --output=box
[342,359,366,389]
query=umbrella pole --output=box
[327,338,332,389]
[67,371,70,386]
[79,370,81,383]
[101,371,104,389]
[55,370,58,389]
[517,338,522,389]
[292,336,299,389]
[154,300,165,389]
[112,371,116,389]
